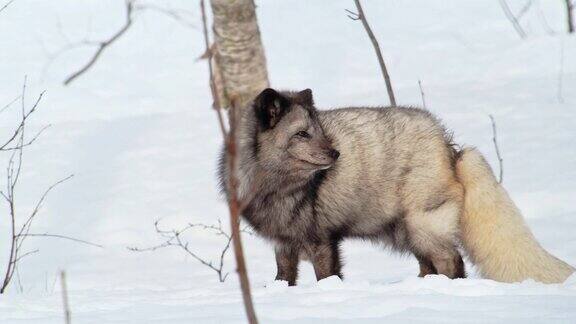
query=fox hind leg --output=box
[412,242,465,279]
[429,250,465,279]
[407,199,466,279]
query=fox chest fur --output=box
[241,170,329,244]
[240,165,407,249]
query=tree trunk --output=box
[210,0,269,112]
[566,0,574,33]
[208,1,267,323]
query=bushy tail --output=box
[455,148,574,283]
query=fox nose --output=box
[329,149,340,160]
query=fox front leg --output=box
[274,245,300,286]
[307,240,343,281]
[415,254,438,277]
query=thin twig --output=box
[12,249,39,264]
[499,0,527,39]
[0,0,15,15]
[14,175,75,241]
[489,115,504,184]
[63,0,135,85]
[347,0,397,106]
[0,95,21,115]
[60,271,71,324]
[14,265,23,293]
[227,97,258,324]
[18,234,103,248]
[1,125,51,152]
[516,0,533,20]
[41,40,100,82]
[201,0,257,322]
[418,80,427,109]
[0,83,91,294]
[129,219,249,282]
[0,91,46,151]
[566,0,574,33]
[535,0,555,35]
[46,3,193,83]
[200,0,227,139]
[134,3,196,29]
[344,9,360,20]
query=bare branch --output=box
[18,233,103,248]
[41,40,100,82]
[12,249,39,264]
[15,175,75,241]
[60,271,71,324]
[0,124,51,152]
[489,115,504,184]
[128,219,246,282]
[0,91,46,151]
[344,9,360,20]
[0,0,16,15]
[1,84,90,294]
[0,95,20,115]
[134,3,196,29]
[14,265,23,293]
[200,0,227,139]
[348,0,397,106]
[201,0,257,322]
[516,0,533,20]
[499,0,528,39]
[63,1,135,85]
[535,0,555,35]
[566,0,575,33]
[418,80,427,109]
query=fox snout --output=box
[329,149,340,160]
[311,148,339,167]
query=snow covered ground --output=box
[1,0,576,322]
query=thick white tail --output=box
[455,148,574,283]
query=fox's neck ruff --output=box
[232,107,262,203]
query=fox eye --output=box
[295,131,311,138]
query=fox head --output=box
[251,88,339,177]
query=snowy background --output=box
[1,0,576,323]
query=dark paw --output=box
[275,277,296,286]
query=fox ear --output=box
[253,88,289,129]
[297,88,314,106]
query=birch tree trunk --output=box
[207,1,268,323]
[210,0,269,111]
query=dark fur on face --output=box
[252,88,339,177]
[254,88,316,130]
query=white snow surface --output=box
[1,0,576,323]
